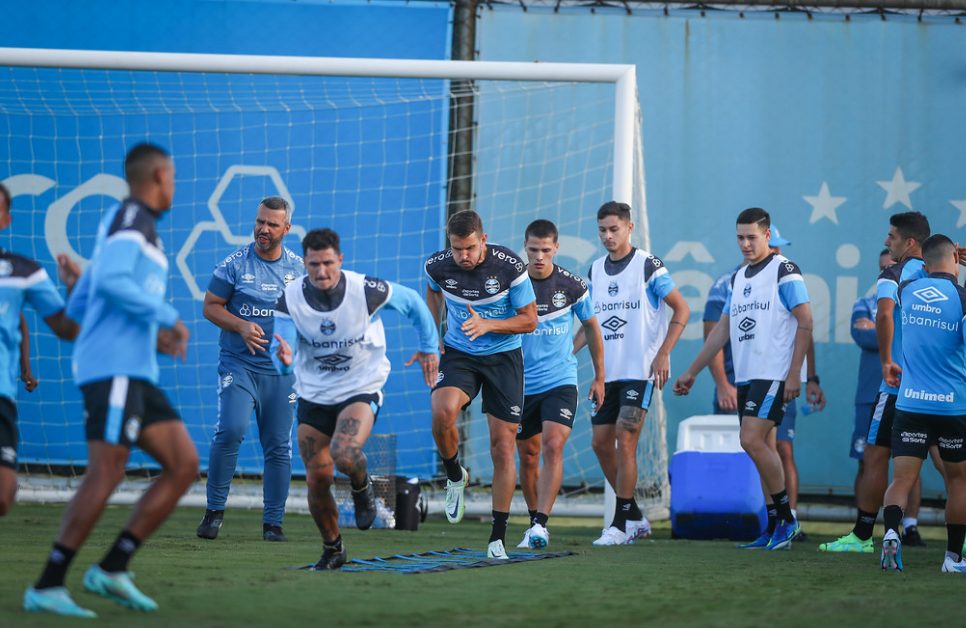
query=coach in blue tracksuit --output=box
[197,196,303,542]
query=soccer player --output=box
[584,201,690,546]
[819,211,929,554]
[0,184,79,518]
[196,196,303,542]
[879,234,966,573]
[515,219,605,550]
[424,210,536,559]
[271,228,438,570]
[674,207,812,551]
[24,144,198,617]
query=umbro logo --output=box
[738,317,756,332]
[445,278,458,288]
[560,408,573,419]
[509,405,521,416]
[601,316,627,332]
[745,400,757,411]
[316,354,351,367]
[241,273,255,283]
[912,286,948,304]
[288,392,297,403]
[625,390,640,400]
[1,446,15,463]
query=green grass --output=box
[0,504,961,627]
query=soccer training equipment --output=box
[352,478,378,531]
[23,587,97,618]
[516,527,532,549]
[592,526,629,546]
[445,467,468,524]
[880,530,903,572]
[766,519,800,551]
[196,509,225,540]
[83,565,159,612]
[818,531,874,553]
[487,539,509,560]
[528,523,550,549]
[941,552,966,573]
[262,524,287,542]
[626,517,652,541]
[736,533,772,550]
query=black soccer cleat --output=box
[196,509,225,540]
[901,525,926,547]
[352,477,377,531]
[263,524,288,542]
[314,544,347,571]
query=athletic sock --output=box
[947,524,966,561]
[853,508,878,541]
[528,509,538,526]
[613,497,634,532]
[771,490,794,523]
[35,543,76,589]
[489,510,509,543]
[442,454,463,483]
[766,506,779,534]
[99,529,142,573]
[883,505,903,536]
[534,512,549,527]
[902,516,918,530]
[627,499,643,521]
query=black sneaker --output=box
[902,525,926,547]
[263,524,288,542]
[793,529,809,543]
[351,477,377,531]
[196,509,224,540]
[314,543,347,570]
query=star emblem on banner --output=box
[803,182,846,224]
[951,199,966,229]
[876,167,920,210]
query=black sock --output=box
[947,524,966,560]
[442,454,463,483]
[766,505,778,534]
[853,508,878,541]
[324,535,343,550]
[528,509,538,526]
[771,490,794,523]
[883,505,903,536]
[627,499,643,521]
[613,497,634,532]
[99,530,142,574]
[35,543,76,589]
[534,512,549,527]
[489,510,509,543]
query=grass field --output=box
[0,503,961,627]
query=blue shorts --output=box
[777,400,797,443]
[851,402,875,459]
[217,363,296,435]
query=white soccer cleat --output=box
[528,523,550,549]
[487,539,509,560]
[592,526,629,546]
[941,552,966,573]
[516,527,532,549]
[444,467,468,524]
[626,517,652,542]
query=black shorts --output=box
[736,380,787,425]
[297,393,382,438]
[517,385,578,440]
[434,346,524,424]
[0,397,18,470]
[892,409,966,463]
[866,392,897,448]
[591,380,655,426]
[81,377,180,448]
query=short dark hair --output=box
[736,207,770,229]
[597,201,631,222]
[524,219,558,243]
[447,210,483,238]
[259,195,292,221]
[921,233,955,266]
[124,142,170,184]
[889,211,930,245]
[0,182,10,209]
[302,228,340,255]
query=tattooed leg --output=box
[615,406,646,499]
[331,403,376,490]
[297,424,338,542]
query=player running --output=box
[515,219,605,550]
[271,228,438,570]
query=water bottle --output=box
[800,403,815,416]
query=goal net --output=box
[0,49,667,519]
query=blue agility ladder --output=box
[296,548,575,574]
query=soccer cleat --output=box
[196,509,224,540]
[516,527,532,549]
[444,467,468,524]
[766,518,800,551]
[82,565,158,612]
[487,539,509,560]
[818,531,874,553]
[262,524,288,542]
[941,552,966,573]
[351,477,377,531]
[736,533,772,550]
[314,544,347,570]
[528,523,550,549]
[23,587,97,618]
[592,526,629,546]
[793,530,809,543]
[626,517,652,542]
[880,529,903,572]
[901,525,925,547]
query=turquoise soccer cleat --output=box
[736,532,771,550]
[766,518,800,551]
[23,587,96,618]
[880,530,903,573]
[83,565,158,612]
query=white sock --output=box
[902,517,918,529]
[791,508,798,520]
